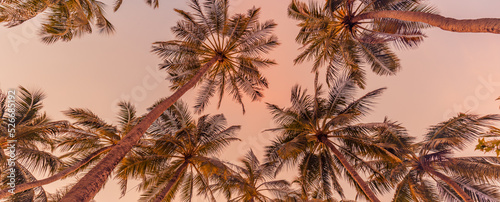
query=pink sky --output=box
[1,0,500,201]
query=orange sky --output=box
[1,0,500,201]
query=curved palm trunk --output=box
[318,136,380,202]
[153,161,189,202]
[0,146,112,199]
[425,168,473,202]
[352,10,500,34]
[60,57,219,202]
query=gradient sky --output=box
[1,0,500,201]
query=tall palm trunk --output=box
[153,161,189,202]
[425,168,473,202]
[60,57,219,202]
[352,10,500,34]
[318,135,380,202]
[0,146,113,199]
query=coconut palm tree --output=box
[289,0,500,88]
[61,1,277,201]
[0,100,142,199]
[0,0,114,43]
[212,150,290,202]
[265,73,388,202]
[289,0,428,88]
[53,100,145,196]
[476,126,500,156]
[327,0,500,34]
[116,100,240,202]
[371,114,500,202]
[0,87,68,201]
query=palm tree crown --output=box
[265,73,387,201]
[116,100,240,202]
[213,150,290,202]
[290,0,500,88]
[152,0,279,113]
[372,113,500,202]
[0,100,145,199]
[0,87,67,201]
[55,101,144,195]
[288,0,434,88]
[0,0,114,43]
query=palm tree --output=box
[476,126,500,156]
[289,0,500,88]
[289,0,425,88]
[371,114,500,202]
[0,87,68,201]
[0,0,114,43]
[116,100,240,202]
[61,1,277,201]
[0,100,142,199]
[54,101,145,197]
[475,97,500,156]
[265,73,387,202]
[212,150,290,202]
[334,0,500,34]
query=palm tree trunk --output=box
[425,168,473,202]
[153,161,189,202]
[352,10,500,34]
[0,146,112,199]
[318,135,380,202]
[60,57,219,202]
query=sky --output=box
[1,0,500,201]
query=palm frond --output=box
[422,113,500,152]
